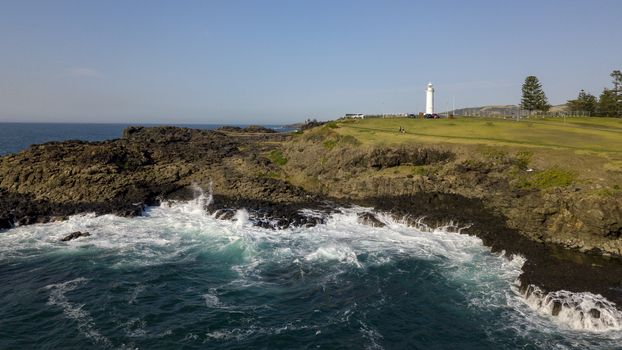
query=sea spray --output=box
[518,284,622,332]
[233,209,250,228]
[1,201,621,348]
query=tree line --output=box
[520,70,622,117]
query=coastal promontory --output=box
[1,118,622,308]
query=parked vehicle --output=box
[424,114,441,119]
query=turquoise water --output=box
[1,194,620,349]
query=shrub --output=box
[412,165,440,176]
[514,151,533,169]
[302,125,337,142]
[594,188,620,197]
[340,135,360,146]
[322,134,360,150]
[269,150,288,166]
[522,167,576,189]
[322,139,337,150]
[480,147,507,162]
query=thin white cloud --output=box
[68,67,103,78]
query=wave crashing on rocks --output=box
[1,195,621,348]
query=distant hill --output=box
[445,104,568,116]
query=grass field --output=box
[325,116,622,188]
[334,116,622,154]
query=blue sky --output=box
[0,0,620,124]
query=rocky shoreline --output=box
[1,125,621,312]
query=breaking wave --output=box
[0,194,620,348]
[518,284,622,332]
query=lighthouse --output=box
[425,82,434,115]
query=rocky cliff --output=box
[280,126,622,255]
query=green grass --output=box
[520,167,576,189]
[295,117,622,189]
[323,139,337,150]
[333,117,622,153]
[514,151,533,169]
[593,187,621,197]
[268,150,288,166]
[411,165,440,176]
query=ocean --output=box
[0,123,292,156]
[0,124,621,349]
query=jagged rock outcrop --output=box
[357,212,385,227]
[61,231,91,241]
[0,126,313,227]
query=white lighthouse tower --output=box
[425,82,434,115]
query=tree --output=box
[598,88,618,117]
[567,89,597,116]
[521,76,551,113]
[612,70,622,92]
[611,70,622,117]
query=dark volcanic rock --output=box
[208,195,332,229]
[588,308,601,318]
[349,147,454,169]
[551,301,562,316]
[0,216,12,229]
[0,126,302,226]
[217,125,277,134]
[0,188,152,227]
[61,231,91,242]
[214,209,236,221]
[357,212,385,227]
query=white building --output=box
[344,113,365,119]
[425,83,434,114]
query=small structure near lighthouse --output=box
[425,82,435,115]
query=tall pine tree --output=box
[521,76,550,112]
[611,70,622,117]
[598,88,618,117]
[567,89,597,116]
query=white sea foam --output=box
[45,278,112,347]
[305,245,362,267]
[203,288,222,308]
[124,317,147,337]
[204,322,311,342]
[128,284,145,305]
[359,320,384,350]
[3,196,622,344]
[518,284,622,332]
[233,209,250,228]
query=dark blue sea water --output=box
[0,123,291,156]
[1,125,621,349]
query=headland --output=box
[1,117,621,311]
